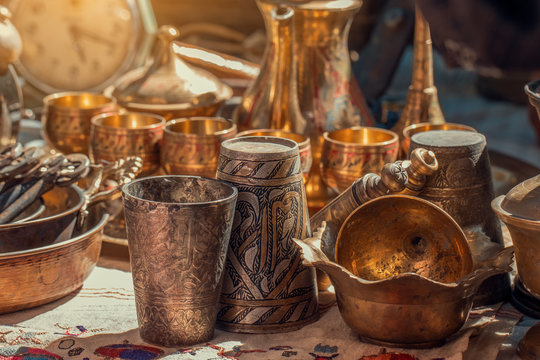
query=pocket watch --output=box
[8,0,156,93]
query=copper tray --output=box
[100,150,540,259]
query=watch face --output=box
[11,0,139,93]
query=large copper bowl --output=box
[0,206,108,314]
[333,195,476,347]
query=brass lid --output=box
[518,323,540,360]
[111,25,232,110]
[500,174,540,221]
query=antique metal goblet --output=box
[160,117,236,178]
[42,92,116,154]
[90,112,165,176]
[320,126,399,194]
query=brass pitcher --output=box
[392,3,445,142]
[234,0,369,212]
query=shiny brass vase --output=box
[234,0,369,212]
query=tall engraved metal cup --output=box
[122,175,238,346]
[410,130,509,306]
[216,136,319,333]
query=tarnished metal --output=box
[90,112,165,176]
[216,136,318,333]
[402,122,477,156]
[122,176,237,346]
[392,3,445,142]
[42,92,117,154]
[161,117,237,178]
[107,26,232,120]
[236,129,312,184]
[492,173,540,318]
[294,197,514,348]
[320,126,400,194]
[410,130,509,306]
[0,206,108,314]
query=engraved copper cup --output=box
[236,129,312,184]
[160,117,236,178]
[122,175,238,347]
[42,92,116,154]
[90,112,165,177]
[410,130,509,306]
[216,136,319,333]
[320,126,399,194]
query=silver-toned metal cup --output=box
[410,130,509,306]
[216,136,319,333]
[122,175,238,346]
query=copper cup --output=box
[320,126,399,194]
[42,92,116,154]
[216,136,318,333]
[90,112,165,176]
[236,129,312,184]
[410,130,509,306]
[122,175,238,347]
[402,122,477,156]
[161,117,237,178]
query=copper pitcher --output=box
[234,0,370,212]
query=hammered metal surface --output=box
[216,136,318,333]
[122,176,237,346]
[410,130,509,305]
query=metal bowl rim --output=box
[0,212,108,260]
[323,126,399,148]
[43,91,116,111]
[164,117,237,138]
[122,175,238,207]
[91,111,166,131]
[492,195,540,229]
[0,185,85,230]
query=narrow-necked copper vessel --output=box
[294,195,513,348]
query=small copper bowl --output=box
[320,126,399,193]
[402,122,477,156]
[236,129,312,184]
[161,117,236,178]
[90,112,165,176]
[42,92,116,154]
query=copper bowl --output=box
[491,191,540,303]
[161,117,236,177]
[320,126,399,194]
[90,112,165,176]
[0,185,85,253]
[0,206,108,314]
[236,129,312,184]
[402,122,477,156]
[294,195,513,348]
[42,92,116,154]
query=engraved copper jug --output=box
[234,0,370,212]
